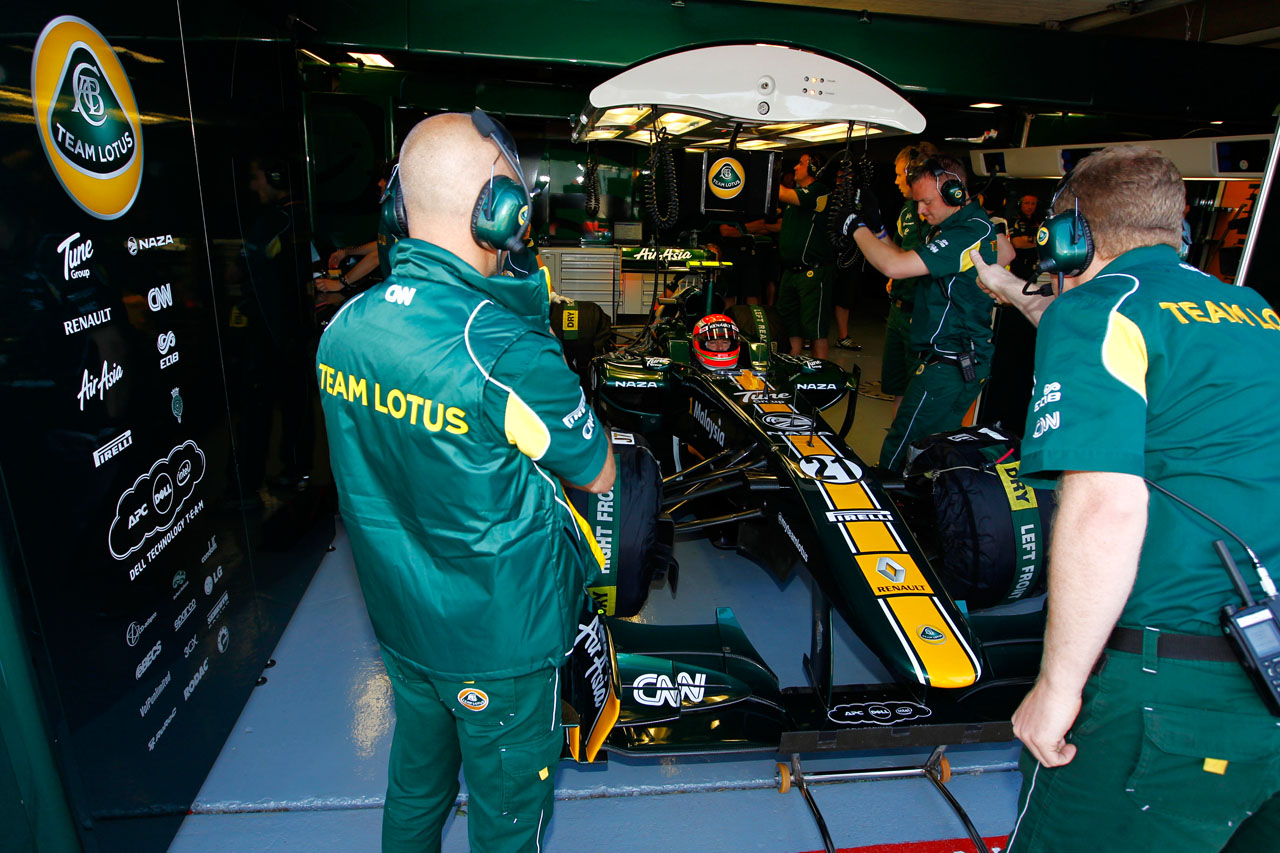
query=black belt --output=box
[917,351,961,367]
[1105,626,1237,663]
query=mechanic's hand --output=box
[970,249,1028,305]
[327,248,347,269]
[857,189,882,233]
[1012,676,1082,768]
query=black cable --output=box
[826,149,873,269]
[645,129,680,233]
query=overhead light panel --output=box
[737,139,785,149]
[299,49,330,66]
[584,128,623,140]
[970,102,1002,109]
[757,122,807,133]
[653,112,711,135]
[600,106,651,126]
[784,123,881,143]
[1210,120,1224,125]
[348,52,394,68]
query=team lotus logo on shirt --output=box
[708,157,745,200]
[31,16,144,220]
[457,688,489,711]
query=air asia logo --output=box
[761,412,815,432]
[632,671,707,707]
[458,688,489,711]
[31,16,144,220]
[126,611,155,647]
[708,156,746,200]
[127,234,173,255]
[108,440,206,560]
[93,429,132,467]
[918,625,947,645]
[633,247,692,263]
[77,360,123,410]
[147,283,173,312]
[157,330,179,369]
[828,701,932,726]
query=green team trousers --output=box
[879,358,989,473]
[777,265,835,342]
[880,299,919,397]
[380,651,562,852]
[1007,647,1280,852]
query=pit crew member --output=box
[970,145,1280,851]
[316,112,615,853]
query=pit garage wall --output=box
[0,5,330,851]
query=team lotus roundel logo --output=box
[1036,226,1050,246]
[458,688,489,711]
[708,157,745,200]
[31,16,144,220]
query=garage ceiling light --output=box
[970,102,1002,109]
[600,107,651,126]
[654,112,712,135]
[784,123,881,143]
[584,128,623,140]
[347,53,394,68]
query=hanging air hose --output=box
[827,149,874,269]
[584,146,600,220]
[645,128,680,232]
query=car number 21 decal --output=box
[797,454,863,483]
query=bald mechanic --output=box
[969,146,1280,851]
[840,155,1009,472]
[316,112,614,852]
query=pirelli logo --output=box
[825,509,894,523]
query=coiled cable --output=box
[646,129,680,232]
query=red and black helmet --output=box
[692,314,740,371]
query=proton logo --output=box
[31,16,144,219]
[127,236,138,255]
[918,625,947,645]
[708,156,745,200]
[458,688,489,711]
[761,412,815,432]
[157,331,176,355]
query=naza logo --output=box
[708,156,746,200]
[31,16,144,219]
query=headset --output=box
[1035,172,1095,278]
[805,151,823,178]
[378,110,532,253]
[920,158,967,207]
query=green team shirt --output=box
[779,180,833,265]
[909,200,1000,356]
[318,239,608,679]
[1020,244,1280,634]
[890,200,926,303]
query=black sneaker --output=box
[836,337,862,351]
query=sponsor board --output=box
[827,700,932,726]
[217,625,230,653]
[148,706,176,752]
[147,282,173,311]
[206,590,229,627]
[110,440,206,563]
[64,306,112,336]
[157,330,179,369]
[173,598,196,631]
[204,564,223,595]
[57,232,92,280]
[183,634,198,659]
[201,535,217,563]
[93,429,132,467]
[139,670,170,718]
[31,16,144,219]
[171,570,188,600]
[183,657,209,701]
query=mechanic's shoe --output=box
[835,337,862,351]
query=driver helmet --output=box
[692,314,741,370]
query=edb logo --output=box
[31,16,144,220]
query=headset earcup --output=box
[380,171,409,240]
[472,175,530,252]
[1037,211,1094,276]
[942,178,966,206]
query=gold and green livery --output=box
[708,156,745,200]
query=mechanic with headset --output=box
[970,146,1280,851]
[777,151,838,359]
[316,111,615,852]
[841,153,1002,473]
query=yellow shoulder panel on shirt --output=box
[1102,311,1148,402]
[957,239,982,272]
[505,391,551,460]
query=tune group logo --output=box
[31,16,144,220]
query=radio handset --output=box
[1217,541,1280,715]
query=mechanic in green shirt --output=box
[971,146,1280,852]
[880,141,938,412]
[777,152,835,358]
[317,112,615,853]
[843,154,1002,472]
